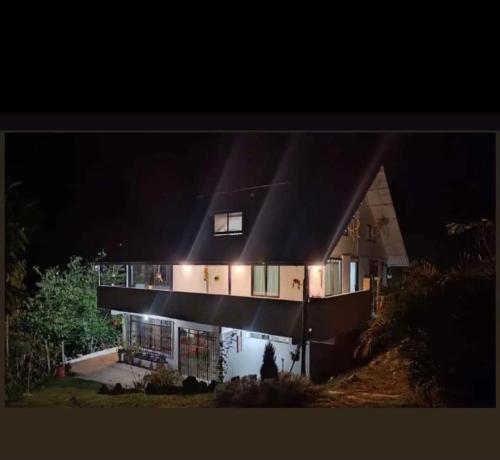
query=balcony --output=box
[96,263,372,344]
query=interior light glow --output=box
[182,264,192,273]
[233,264,244,274]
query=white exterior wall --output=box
[125,315,303,382]
[278,265,304,301]
[223,328,301,380]
[230,265,252,296]
[173,264,304,301]
[173,265,229,295]
[325,197,391,296]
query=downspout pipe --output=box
[301,266,310,376]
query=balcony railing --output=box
[98,264,172,291]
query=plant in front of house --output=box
[217,330,238,383]
[355,220,495,407]
[143,363,181,392]
[24,255,120,360]
[214,372,319,408]
[260,341,279,380]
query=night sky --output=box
[6,133,495,279]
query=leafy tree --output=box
[5,180,34,316]
[24,255,120,359]
[260,341,279,380]
[356,220,495,407]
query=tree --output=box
[260,341,279,380]
[24,255,120,360]
[5,180,35,316]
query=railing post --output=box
[301,266,309,376]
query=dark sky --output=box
[6,133,495,274]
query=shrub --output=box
[144,383,182,395]
[260,342,279,380]
[142,363,181,388]
[182,376,201,394]
[98,384,110,394]
[356,234,495,407]
[207,380,219,392]
[214,373,319,408]
[111,383,123,395]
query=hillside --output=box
[313,347,421,408]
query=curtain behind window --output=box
[325,260,341,296]
[253,266,266,296]
[266,266,279,296]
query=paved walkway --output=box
[76,363,150,388]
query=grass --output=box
[7,378,214,408]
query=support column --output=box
[301,266,309,376]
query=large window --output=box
[178,328,219,381]
[129,316,173,358]
[252,265,279,297]
[325,259,342,296]
[214,211,243,235]
[129,264,172,290]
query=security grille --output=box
[129,316,173,359]
[178,328,219,381]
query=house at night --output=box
[96,135,409,382]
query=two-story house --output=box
[96,134,408,382]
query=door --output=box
[178,328,219,381]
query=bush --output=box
[144,383,182,395]
[98,384,110,394]
[182,376,202,394]
[214,373,319,408]
[260,342,279,380]
[207,380,219,392]
[357,252,495,407]
[142,363,181,388]
[111,383,124,395]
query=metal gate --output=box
[178,328,219,381]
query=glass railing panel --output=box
[128,264,172,290]
[99,264,127,287]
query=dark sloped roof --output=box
[104,133,389,264]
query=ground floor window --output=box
[325,259,342,296]
[129,316,174,359]
[179,328,219,381]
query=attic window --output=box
[214,212,243,236]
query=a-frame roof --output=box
[104,133,397,264]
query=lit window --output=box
[252,265,279,297]
[325,259,342,296]
[214,212,243,235]
[350,260,359,292]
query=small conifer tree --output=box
[260,341,279,380]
